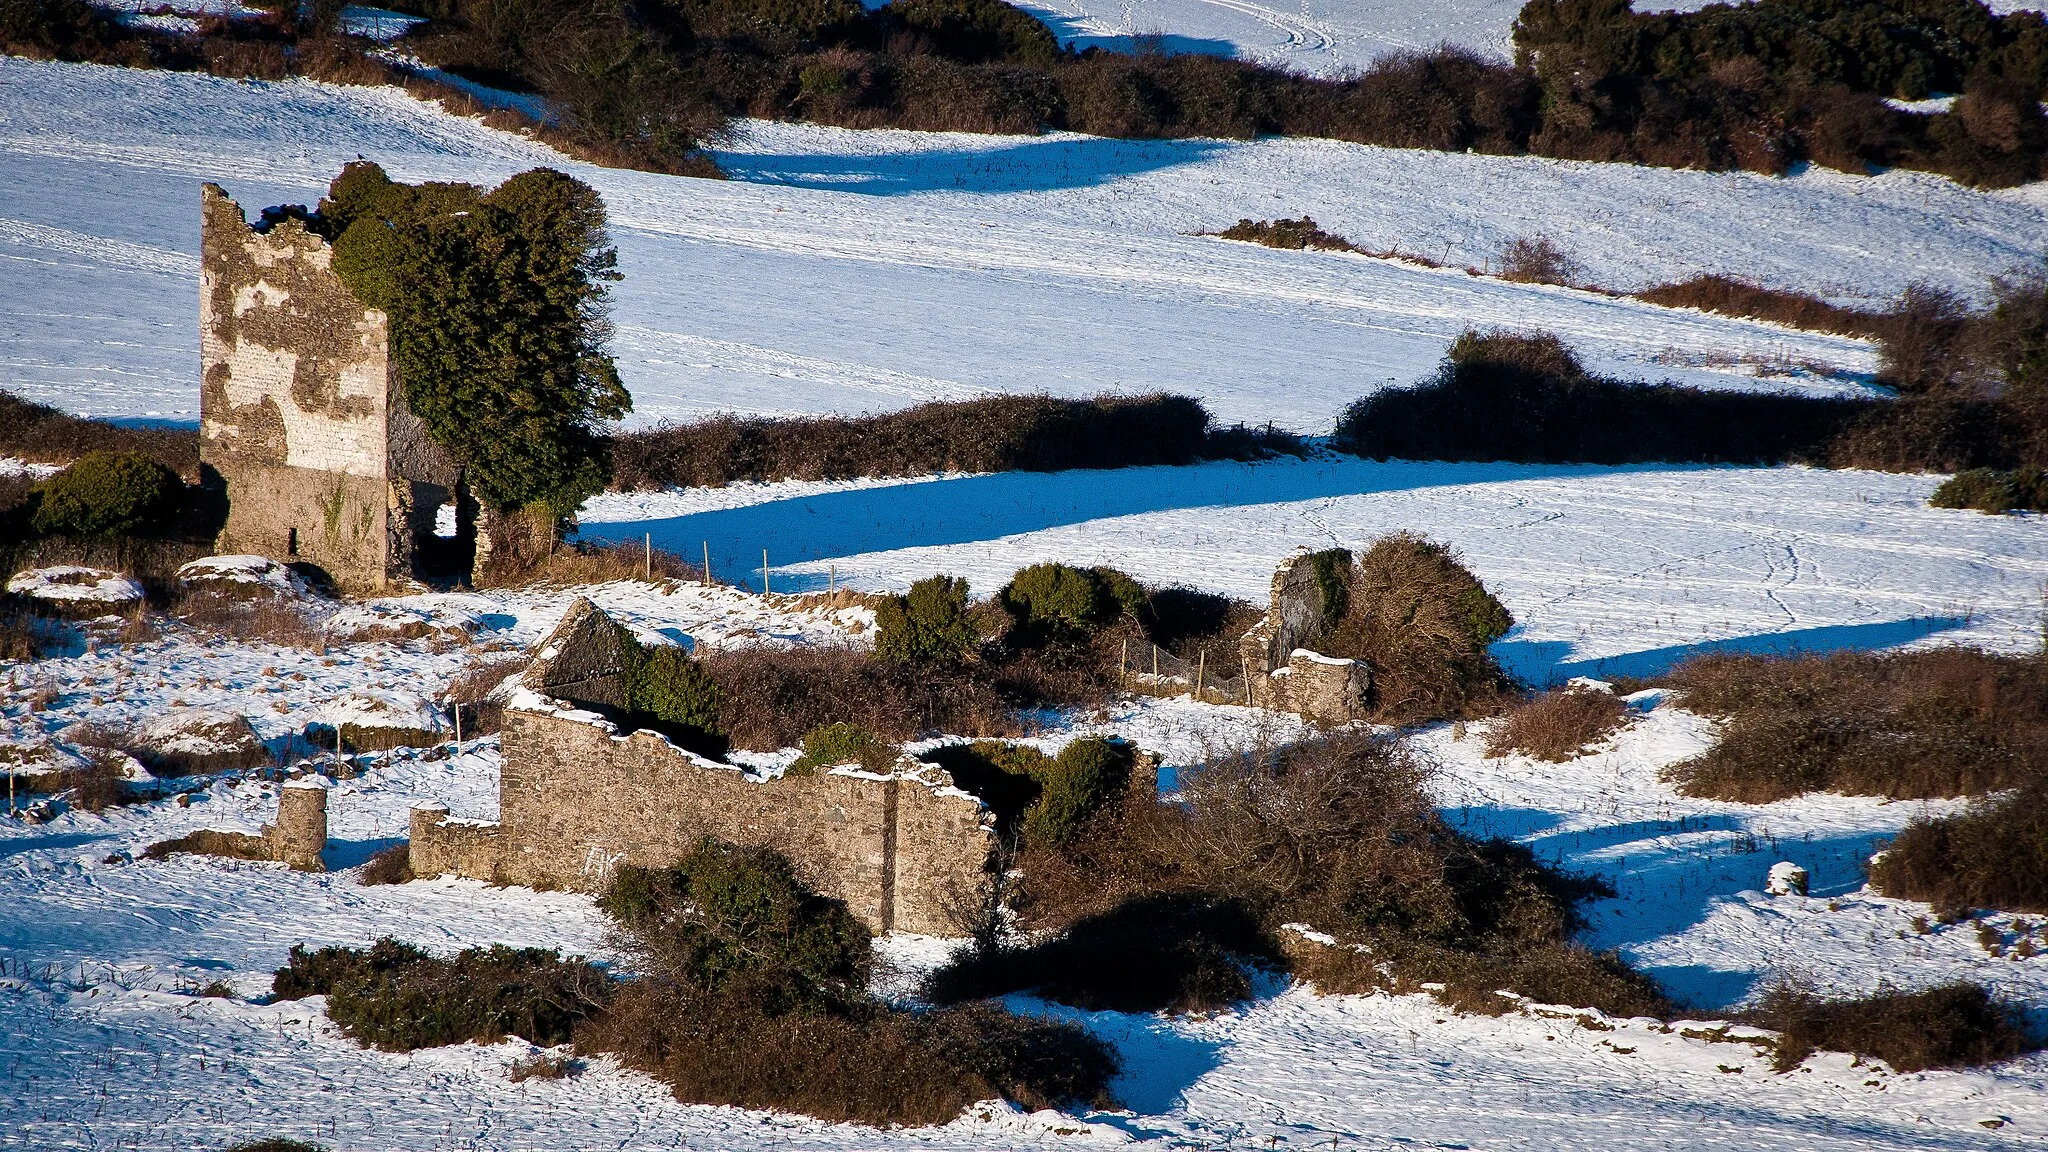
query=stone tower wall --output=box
[198,184,462,592]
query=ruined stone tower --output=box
[198,184,474,592]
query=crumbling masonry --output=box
[198,184,479,592]
[410,601,998,936]
[1238,548,1373,725]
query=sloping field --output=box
[4,62,2044,428]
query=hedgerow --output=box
[1868,786,2048,913]
[1744,982,2035,1072]
[271,938,612,1050]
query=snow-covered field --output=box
[5,61,2046,427]
[6,50,2048,1152]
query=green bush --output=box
[874,575,976,665]
[881,0,1059,65]
[1024,736,1133,846]
[271,938,610,1051]
[788,722,897,775]
[1930,467,2048,513]
[628,642,726,754]
[30,450,180,537]
[598,840,872,1012]
[998,562,1118,643]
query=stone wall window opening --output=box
[434,500,458,540]
[286,527,299,557]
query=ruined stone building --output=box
[198,184,475,592]
[410,601,998,935]
[1238,549,1373,725]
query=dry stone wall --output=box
[1238,549,1371,724]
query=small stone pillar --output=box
[409,801,449,878]
[270,778,329,871]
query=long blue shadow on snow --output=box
[1495,614,1974,687]
[1443,803,1898,1011]
[1001,992,1226,1118]
[717,132,1236,195]
[578,457,1667,581]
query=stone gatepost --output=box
[269,778,330,871]
[408,801,450,878]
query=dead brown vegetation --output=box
[930,731,1670,1019]
[358,843,415,886]
[172,591,324,649]
[1632,274,1890,340]
[1661,648,2048,803]
[474,539,707,590]
[1745,982,2035,1072]
[1485,688,1631,762]
[1317,534,1518,724]
[702,645,1025,750]
[0,392,196,476]
[1868,786,2048,915]
[143,828,271,862]
[445,654,529,737]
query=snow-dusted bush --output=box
[175,555,315,601]
[5,565,145,613]
[1484,685,1631,762]
[30,450,180,538]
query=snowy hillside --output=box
[4,61,2045,428]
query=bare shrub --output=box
[1633,274,1888,339]
[358,843,415,886]
[1496,235,1582,287]
[1661,649,2048,803]
[476,539,705,590]
[143,829,271,862]
[1485,688,1630,761]
[1209,217,1360,253]
[446,654,528,737]
[1745,982,2034,1072]
[933,732,1663,1018]
[0,602,64,661]
[58,750,133,814]
[703,646,1022,750]
[0,390,196,475]
[1878,283,1976,392]
[173,591,323,649]
[507,1052,582,1082]
[1318,533,1516,724]
[1869,787,2048,915]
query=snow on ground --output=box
[5,61,2045,429]
[580,458,2048,686]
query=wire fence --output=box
[1117,638,1248,706]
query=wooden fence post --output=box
[702,541,712,587]
[762,548,770,596]
[1195,649,1205,700]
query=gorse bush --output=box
[627,642,725,755]
[787,722,898,774]
[271,938,612,1050]
[319,162,629,517]
[920,737,1133,845]
[1334,328,1873,466]
[1869,786,2048,913]
[598,842,872,1011]
[1661,648,2048,802]
[1745,982,2035,1072]
[882,0,1059,65]
[581,838,1119,1124]
[874,574,976,665]
[998,562,1120,643]
[31,450,182,538]
[1930,467,2048,513]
